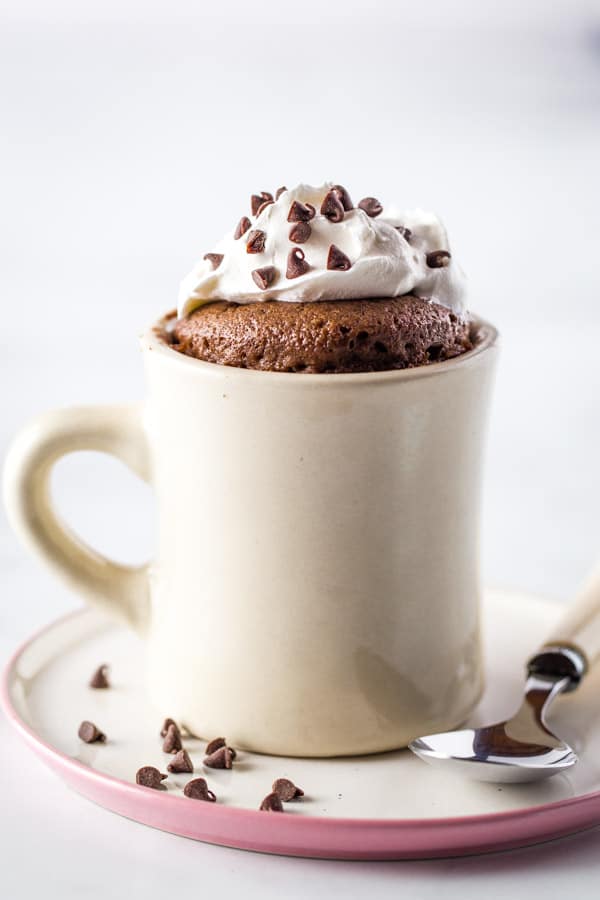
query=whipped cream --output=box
[178,183,466,318]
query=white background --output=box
[1,0,600,896]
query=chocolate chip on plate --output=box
[260,792,284,812]
[358,197,383,218]
[160,717,177,738]
[287,200,316,223]
[167,749,194,774]
[89,664,110,689]
[275,185,287,199]
[203,253,224,270]
[136,766,167,790]
[204,746,235,769]
[205,737,237,758]
[332,184,354,210]
[272,777,304,801]
[320,189,345,223]
[395,226,412,242]
[184,778,217,802]
[78,721,106,743]
[246,229,266,253]
[252,266,277,290]
[289,221,311,243]
[286,247,309,279]
[326,244,352,271]
[234,216,251,239]
[162,723,183,754]
[426,250,451,268]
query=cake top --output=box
[178,183,466,318]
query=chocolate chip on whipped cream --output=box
[256,199,275,217]
[289,221,311,243]
[251,192,273,216]
[246,230,266,254]
[287,200,316,223]
[327,244,351,271]
[286,247,309,279]
[320,189,345,222]
[358,197,383,218]
[252,266,277,290]
[178,183,466,315]
[331,184,353,210]
[426,250,451,268]
[203,253,224,270]
[78,720,106,743]
[234,216,251,240]
[275,185,287,199]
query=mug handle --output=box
[3,405,150,633]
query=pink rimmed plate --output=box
[3,589,600,860]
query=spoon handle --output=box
[543,566,600,672]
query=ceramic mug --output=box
[3,315,498,757]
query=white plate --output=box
[3,589,600,859]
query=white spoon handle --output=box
[544,566,600,671]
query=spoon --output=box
[409,567,600,782]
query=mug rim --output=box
[142,311,499,385]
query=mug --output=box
[3,315,498,757]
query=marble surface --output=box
[2,1,600,896]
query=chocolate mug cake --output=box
[166,183,474,373]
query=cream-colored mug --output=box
[3,315,498,756]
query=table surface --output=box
[2,1,600,896]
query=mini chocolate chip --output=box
[136,766,167,790]
[289,221,311,243]
[287,200,316,223]
[275,185,287,199]
[162,723,183,754]
[160,718,177,738]
[396,226,412,242]
[256,199,275,216]
[260,792,284,812]
[89,664,110,689]
[205,737,225,754]
[78,721,106,743]
[204,746,235,769]
[184,778,217,802]
[251,192,273,215]
[286,247,309,279]
[167,749,194,774]
[426,250,451,268]
[327,244,352,271]
[272,777,304,801]
[246,229,266,253]
[203,253,224,270]
[234,216,251,239]
[252,266,277,290]
[320,190,345,222]
[358,197,383,217]
[331,184,354,210]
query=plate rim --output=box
[3,602,600,856]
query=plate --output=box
[3,589,600,859]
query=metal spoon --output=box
[409,567,600,782]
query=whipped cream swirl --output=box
[178,183,466,318]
